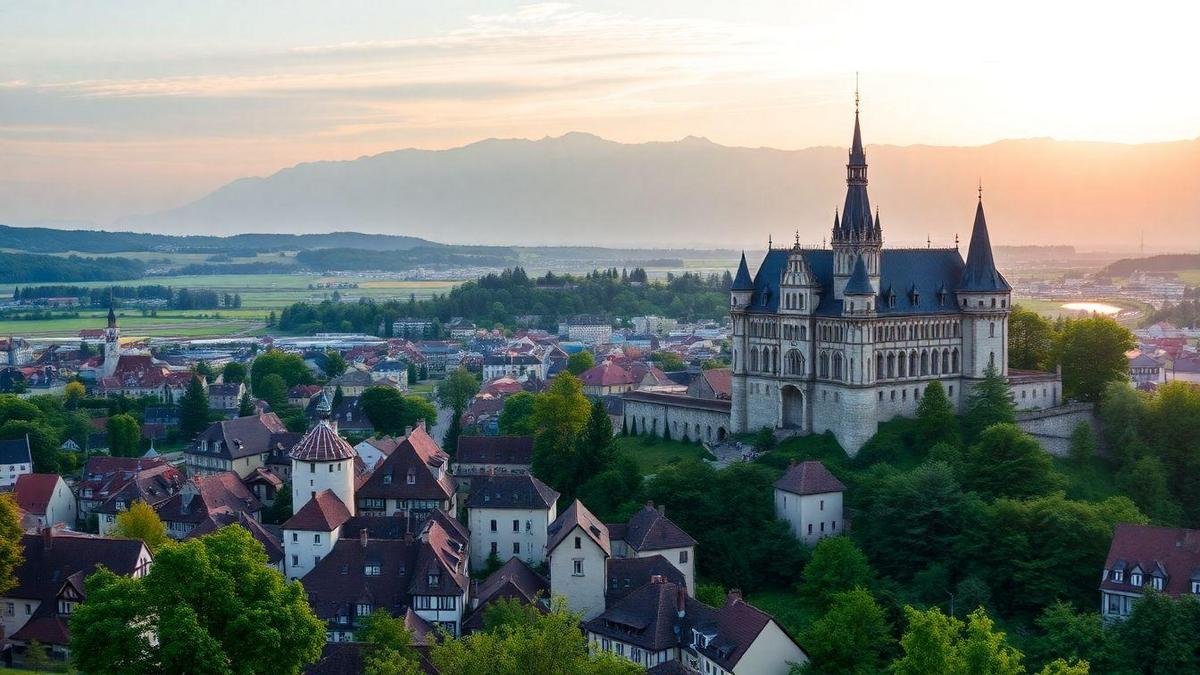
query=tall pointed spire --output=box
[844,254,873,296]
[835,84,875,243]
[107,304,116,328]
[959,196,1011,292]
[731,251,754,291]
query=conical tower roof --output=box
[844,255,874,296]
[289,420,356,462]
[959,198,1011,292]
[731,252,754,291]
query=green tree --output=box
[1054,316,1135,402]
[193,361,215,384]
[361,386,438,436]
[107,413,141,457]
[251,350,312,396]
[960,424,1063,500]
[649,351,686,371]
[0,493,24,596]
[444,412,463,455]
[0,418,61,472]
[64,380,86,407]
[360,609,423,675]
[571,399,615,491]
[437,369,481,416]
[801,537,874,609]
[1116,455,1182,524]
[566,351,594,376]
[1031,602,1112,673]
[1008,305,1057,371]
[178,375,211,439]
[24,639,51,671]
[800,588,893,675]
[256,373,289,411]
[112,500,169,552]
[1114,590,1200,673]
[237,390,255,417]
[962,363,1014,442]
[323,350,348,378]
[916,380,959,447]
[1067,422,1096,466]
[1097,381,1146,450]
[70,525,325,675]
[530,374,591,491]
[220,361,247,385]
[332,384,344,411]
[499,392,536,436]
[1144,381,1200,523]
[406,363,417,386]
[890,607,1025,675]
[429,600,640,675]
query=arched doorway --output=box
[781,385,805,429]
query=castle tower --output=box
[832,93,882,299]
[101,305,120,378]
[956,193,1012,378]
[289,407,358,517]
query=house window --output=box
[292,532,298,542]
[820,499,824,511]
[364,564,381,576]
[1152,577,1164,591]
[427,573,441,588]
[1191,582,1200,594]
[575,536,582,549]
[513,542,521,554]
[314,534,321,544]
[356,603,372,616]
[679,550,688,564]
[1112,570,1124,583]
[4,602,11,616]
[807,523,812,535]
[513,520,520,532]
[291,555,299,566]
[490,542,497,554]
[1131,573,1142,587]
[490,519,497,532]
[573,559,584,576]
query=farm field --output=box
[0,273,463,338]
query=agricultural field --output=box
[0,273,462,338]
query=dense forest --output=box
[0,224,435,254]
[294,246,518,271]
[11,284,239,310]
[0,252,145,283]
[278,267,731,334]
[1098,253,1200,277]
[1144,299,1200,328]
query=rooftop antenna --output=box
[794,230,800,247]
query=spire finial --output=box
[855,71,860,113]
[978,178,983,201]
[768,233,772,249]
[927,233,931,249]
[794,230,800,247]
[955,232,960,249]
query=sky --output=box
[2,0,1199,227]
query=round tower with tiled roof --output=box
[289,420,357,517]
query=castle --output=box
[728,99,1061,454]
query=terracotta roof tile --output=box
[289,420,357,462]
[774,460,846,496]
[283,489,353,532]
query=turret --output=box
[956,193,1012,377]
[842,254,876,316]
[289,419,357,517]
[730,252,754,309]
[832,93,882,298]
[780,234,819,315]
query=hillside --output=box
[120,133,1200,248]
[0,225,436,254]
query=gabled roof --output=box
[185,510,283,564]
[289,420,357,462]
[606,555,686,603]
[12,473,64,516]
[1101,523,1200,598]
[583,578,686,652]
[455,435,534,465]
[190,412,291,460]
[155,471,262,526]
[547,500,610,556]
[0,436,32,465]
[9,530,146,602]
[462,557,549,634]
[774,460,846,496]
[610,503,697,552]
[579,361,635,387]
[357,425,453,502]
[466,474,560,510]
[283,489,353,532]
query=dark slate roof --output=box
[189,413,292,460]
[621,390,731,413]
[959,199,1011,292]
[462,557,549,634]
[774,460,846,496]
[547,500,610,556]
[1101,524,1200,599]
[0,437,32,465]
[466,474,560,510]
[9,531,146,602]
[731,252,754,291]
[611,503,697,552]
[583,578,687,653]
[455,436,534,465]
[745,247,966,316]
[844,254,873,295]
[184,511,284,564]
[607,554,686,603]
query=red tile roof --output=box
[774,460,846,496]
[289,420,357,462]
[1101,523,1200,599]
[283,489,353,532]
[12,474,63,516]
[701,368,732,398]
[579,361,635,387]
[155,471,261,526]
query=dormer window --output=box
[427,573,440,588]
[1152,577,1164,591]
[406,469,416,485]
[364,563,381,576]
[1112,570,1124,583]
[383,474,392,485]
[1191,581,1200,594]
[1131,572,1142,587]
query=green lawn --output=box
[610,435,716,475]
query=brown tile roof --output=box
[12,474,63,516]
[547,500,610,556]
[773,460,846,496]
[462,557,549,633]
[92,463,184,514]
[607,554,686,603]
[155,471,262,526]
[184,510,284,564]
[1101,523,1200,599]
[283,489,353,532]
[9,530,146,602]
[357,425,454,502]
[289,420,358,462]
[701,368,732,398]
[455,436,534,466]
[611,503,696,553]
[466,474,559,510]
[190,412,290,460]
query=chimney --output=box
[41,526,53,551]
[650,574,664,584]
[727,588,742,604]
[676,585,686,618]
[404,425,413,437]
[658,504,666,517]
[359,528,368,548]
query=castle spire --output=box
[959,195,1011,292]
[731,251,754,291]
[835,87,874,243]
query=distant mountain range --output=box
[0,225,435,254]
[118,132,1200,249]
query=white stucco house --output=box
[547,500,611,620]
[466,474,559,569]
[774,460,845,546]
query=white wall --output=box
[632,547,695,595]
[774,489,844,546]
[468,504,556,570]
[0,463,31,488]
[731,619,808,674]
[549,525,608,620]
[0,597,40,643]
[284,526,339,580]
[292,458,356,517]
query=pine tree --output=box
[332,385,344,411]
[963,363,1015,442]
[443,413,463,457]
[407,364,417,385]
[178,375,211,439]
[237,390,255,417]
[917,380,960,447]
